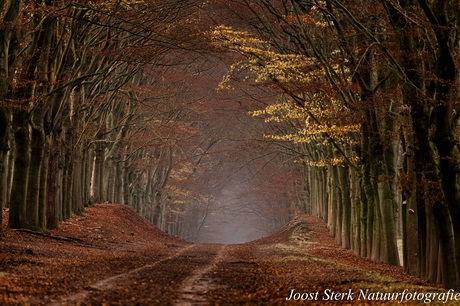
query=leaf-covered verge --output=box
[0,204,188,305]
[0,204,446,305]
[205,216,447,305]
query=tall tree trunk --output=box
[428,1,460,287]
[358,174,367,258]
[62,112,76,220]
[46,136,58,229]
[8,110,30,229]
[0,2,21,231]
[412,102,455,286]
[338,162,351,249]
[25,119,44,230]
[0,109,8,235]
[377,178,399,265]
[91,137,105,204]
[38,143,49,229]
[400,113,419,274]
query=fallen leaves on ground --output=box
[0,205,446,305]
[0,204,187,305]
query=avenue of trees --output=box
[0,0,214,237]
[2,0,460,291]
[210,0,460,289]
[0,0,298,242]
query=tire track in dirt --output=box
[49,244,196,305]
[174,244,227,305]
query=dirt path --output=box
[48,239,445,305]
[50,244,197,306]
[0,204,449,305]
[50,238,445,305]
[175,245,227,305]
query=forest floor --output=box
[0,204,450,305]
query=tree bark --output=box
[25,120,44,230]
[46,137,58,229]
[338,162,351,249]
[8,110,30,229]
[0,109,8,235]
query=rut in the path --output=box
[49,244,196,306]
[174,244,227,305]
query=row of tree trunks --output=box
[0,1,212,238]
[211,0,460,289]
[383,0,460,289]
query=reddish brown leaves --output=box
[0,204,444,305]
